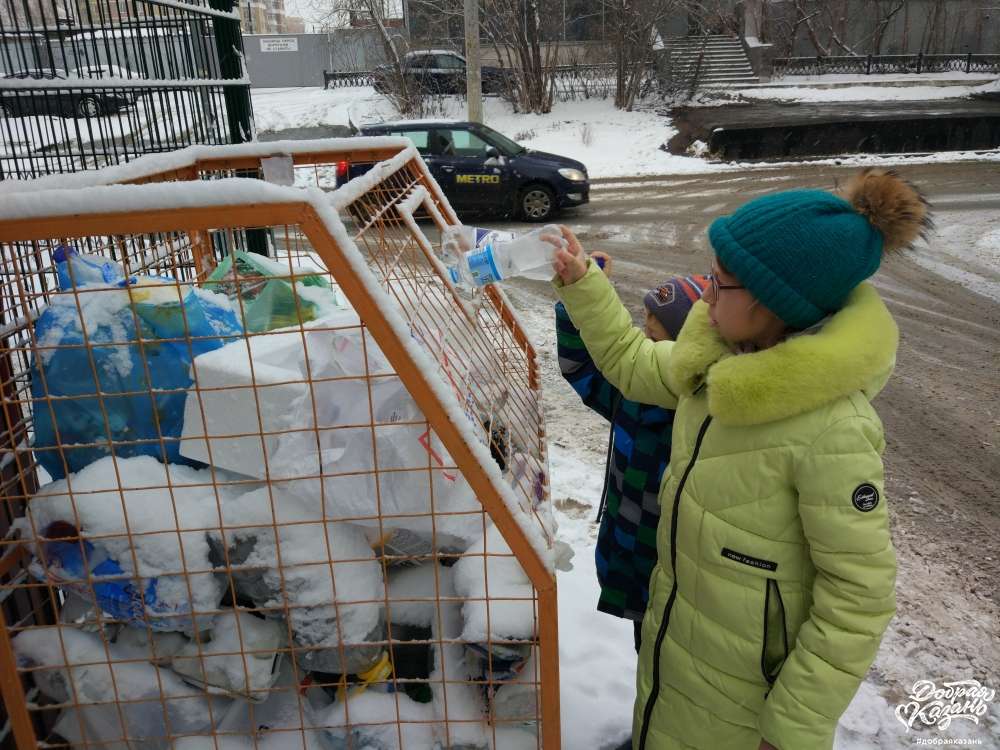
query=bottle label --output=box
[466,243,503,286]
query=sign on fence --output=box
[260,37,299,52]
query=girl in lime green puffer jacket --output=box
[550,169,932,750]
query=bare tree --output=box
[787,0,858,56]
[307,0,428,114]
[766,0,989,58]
[601,0,679,110]
[870,0,906,54]
[480,0,557,114]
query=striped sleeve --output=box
[555,301,620,423]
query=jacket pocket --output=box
[760,578,789,688]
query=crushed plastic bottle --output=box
[464,641,532,702]
[53,244,124,288]
[466,641,538,734]
[442,224,566,290]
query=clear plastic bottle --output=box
[444,225,566,289]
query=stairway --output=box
[665,35,759,87]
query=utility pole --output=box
[464,0,483,122]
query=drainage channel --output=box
[669,97,1000,160]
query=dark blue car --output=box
[346,121,589,222]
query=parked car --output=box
[3,68,69,79]
[70,64,140,81]
[0,69,133,118]
[70,64,142,104]
[372,50,515,97]
[341,121,589,222]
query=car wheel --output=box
[76,96,102,118]
[520,184,556,222]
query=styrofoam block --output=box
[180,337,308,478]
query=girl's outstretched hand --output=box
[550,225,588,285]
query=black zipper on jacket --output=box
[637,414,712,750]
[761,578,789,691]
[595,393,622,523]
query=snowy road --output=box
[448,159,1000,748]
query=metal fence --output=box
[324,61,658,103]
[0,0,253,180]
[323,69,375,88]
[773,53,1000,78]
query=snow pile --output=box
[21,456,237,631]
[452,523,535,643]
[737,80,1000,103]
[252,87,393,134]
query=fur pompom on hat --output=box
[842,168,933,252]
[708,168,933,329]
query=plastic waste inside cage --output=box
[0,139,563,750]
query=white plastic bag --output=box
[170,609,285,701]
[15,626,227,749]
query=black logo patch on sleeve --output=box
[721,547,778,572]
[852,483,880,512]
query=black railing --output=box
[1,80,243,178]
[1,0,253,180]
[323,69,375,88]
[773,53,1000,78]
[324,61,658,102]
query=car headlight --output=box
[558,168,586,182]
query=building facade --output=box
[239,0,289,34]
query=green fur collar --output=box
[666,283,898,426]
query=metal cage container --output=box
[0,141,560,749]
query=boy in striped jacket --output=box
[555,261,707,651]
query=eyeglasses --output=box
[707,273,745,297]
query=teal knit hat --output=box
[708,169,931,329]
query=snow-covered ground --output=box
[250,83,1000,181]
[912,214,1000,302]
[773,71,997,85]
[251,86,718,179]
[734,76,999,103]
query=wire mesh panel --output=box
[0,150,559,749]
[0,0,251,179]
